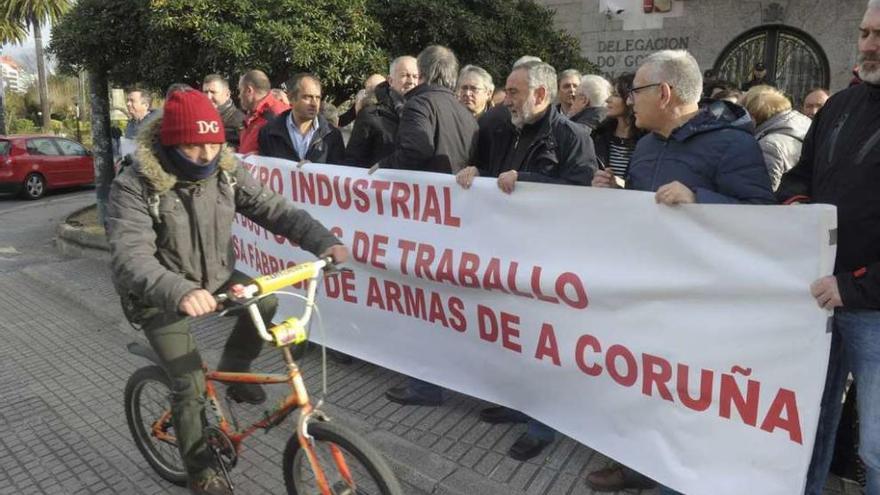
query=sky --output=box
[2,27,51,74]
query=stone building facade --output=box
[534,0,866,104]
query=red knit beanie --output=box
[160,89,226,146]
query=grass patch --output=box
[67,205,105,236]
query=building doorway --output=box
[714,25,829,106]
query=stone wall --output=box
[536,0,865,92]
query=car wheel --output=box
[23,173,46,200]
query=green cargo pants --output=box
[138,271,278,480]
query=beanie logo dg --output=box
[196,120,220,134]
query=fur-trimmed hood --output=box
[132,113,239,194]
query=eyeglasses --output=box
[627,83,663,98]
[458,85,486,94]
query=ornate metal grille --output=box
[714,25,829,107]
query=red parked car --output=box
[0,135,95,199]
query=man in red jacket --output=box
[237,69,289,154]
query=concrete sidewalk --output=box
[46,205,860,495]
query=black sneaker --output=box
[227,383,266,405]
[508,432,552,461]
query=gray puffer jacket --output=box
[754,109,812,190]
[106,116,341,316]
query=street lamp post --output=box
[74,102,82,142]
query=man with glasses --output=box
[588,49,775,493]
[456,65,494,118]
[593,49,774,205]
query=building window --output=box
[714,25,830,106]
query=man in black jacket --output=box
[257,73,344,164]
[202,74,244,149]
[781,3,880,493]
[454,61,598,462]
[381,45,477,408]
[374,46,478,174]
[567,74,611,132]
[344,56,416,167]
[456,61,598,192]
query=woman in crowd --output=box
[741,85,811,191]
[590,73,643,186]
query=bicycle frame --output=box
[148,257,357,495]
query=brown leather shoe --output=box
[585,464,657,492]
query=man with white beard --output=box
[779,2,880,493]
[455,61,597,193]
[453,61,597,461]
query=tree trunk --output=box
[89,70,113,228]
[34,19,51,132]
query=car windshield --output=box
[0,141,9,156]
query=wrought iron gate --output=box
[714,25,829,107]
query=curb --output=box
[55,205,110,260]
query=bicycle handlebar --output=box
[219,257,335,346]
[250,257,331,296]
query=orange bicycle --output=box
[124,258,402,495]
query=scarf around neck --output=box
[165,146,221,181]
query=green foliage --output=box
[3,0,72,29]
[50,0,386,102]
[0,18,27,44]
[49,1,150,86]
[24,74,81,120]
[4,87,88,139]
[368,0,598,85]
[4,92,29,122]
[9,118,37,134]
[50,0,596,104]
[48,118,63,133]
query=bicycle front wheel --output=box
[282,419,402,495]
[124,365,188,486]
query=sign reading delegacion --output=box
[234,156,836,495]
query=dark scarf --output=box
[165,146,220,181]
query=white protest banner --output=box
[232,156,836,495]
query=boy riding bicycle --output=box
[106,89,348,495]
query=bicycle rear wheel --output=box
[282,419,402,495]
[124,365,188,486]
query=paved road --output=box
[0,190,95,274]
[0,191,863,495]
